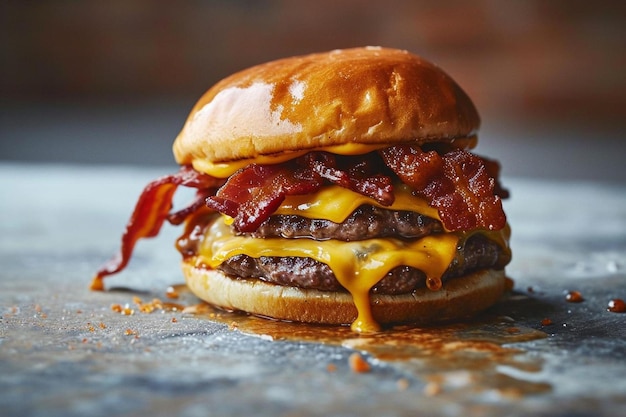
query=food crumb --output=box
[326,363,337,373]
[124,328,137,336]
[565,290,584,303]
[134,297,159,313]
[111,303,134,315]
[423,381,442,396]
[348,352,370,373]
[541,318,552,326]
[171,317,178,323]
[166,286,180,299]
[607,298,625,313]
[499,387,524,400]
[397,378,410,391]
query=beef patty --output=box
[176,205,510,295]
[243,205,443,241]
[219,234,508,295]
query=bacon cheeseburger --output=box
[92,47,511,332]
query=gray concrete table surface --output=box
[1,162,625,417]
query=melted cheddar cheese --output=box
[275,183,439,223]
[192,143,388,178]
[195,218,459,333]
[191,139,477,179]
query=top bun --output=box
[173,47,480,165]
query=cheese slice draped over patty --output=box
[196,218,458,332]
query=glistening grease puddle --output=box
[177,284,551,399]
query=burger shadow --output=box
[107,286,153,296]
[486,290,560,325]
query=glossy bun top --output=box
[173,47,480,166]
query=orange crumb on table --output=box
[565,290,584,303]
[349,352,370,373]
[397,378,410,391]
[124,329,137,336]
[166,286,180,299]
[111,303,134,315]
[423,381,442,396]
[607,298,625,313]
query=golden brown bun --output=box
[173,47,480,166]
[182,261,505,326]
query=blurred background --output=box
[1,0,625,183]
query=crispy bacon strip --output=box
[481,155,509,199]
[206,152,394,232]
[206,163,323,232]
[91,166,221,290]
[167,188,216,225]
[306,152,394,206]
[380,145,506,231]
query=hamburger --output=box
[92,47,511,333]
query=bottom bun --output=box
[182,261,506,326]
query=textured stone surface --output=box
[1,163,625,417]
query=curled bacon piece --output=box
[91,166,222,290]
[167,188,216,226]
[481,155,510,199]
[306,153,394,206]
[206,152,394,232]
[380,145,506,231]
[206,163,323,232]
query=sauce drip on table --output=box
[173,283,550,398]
